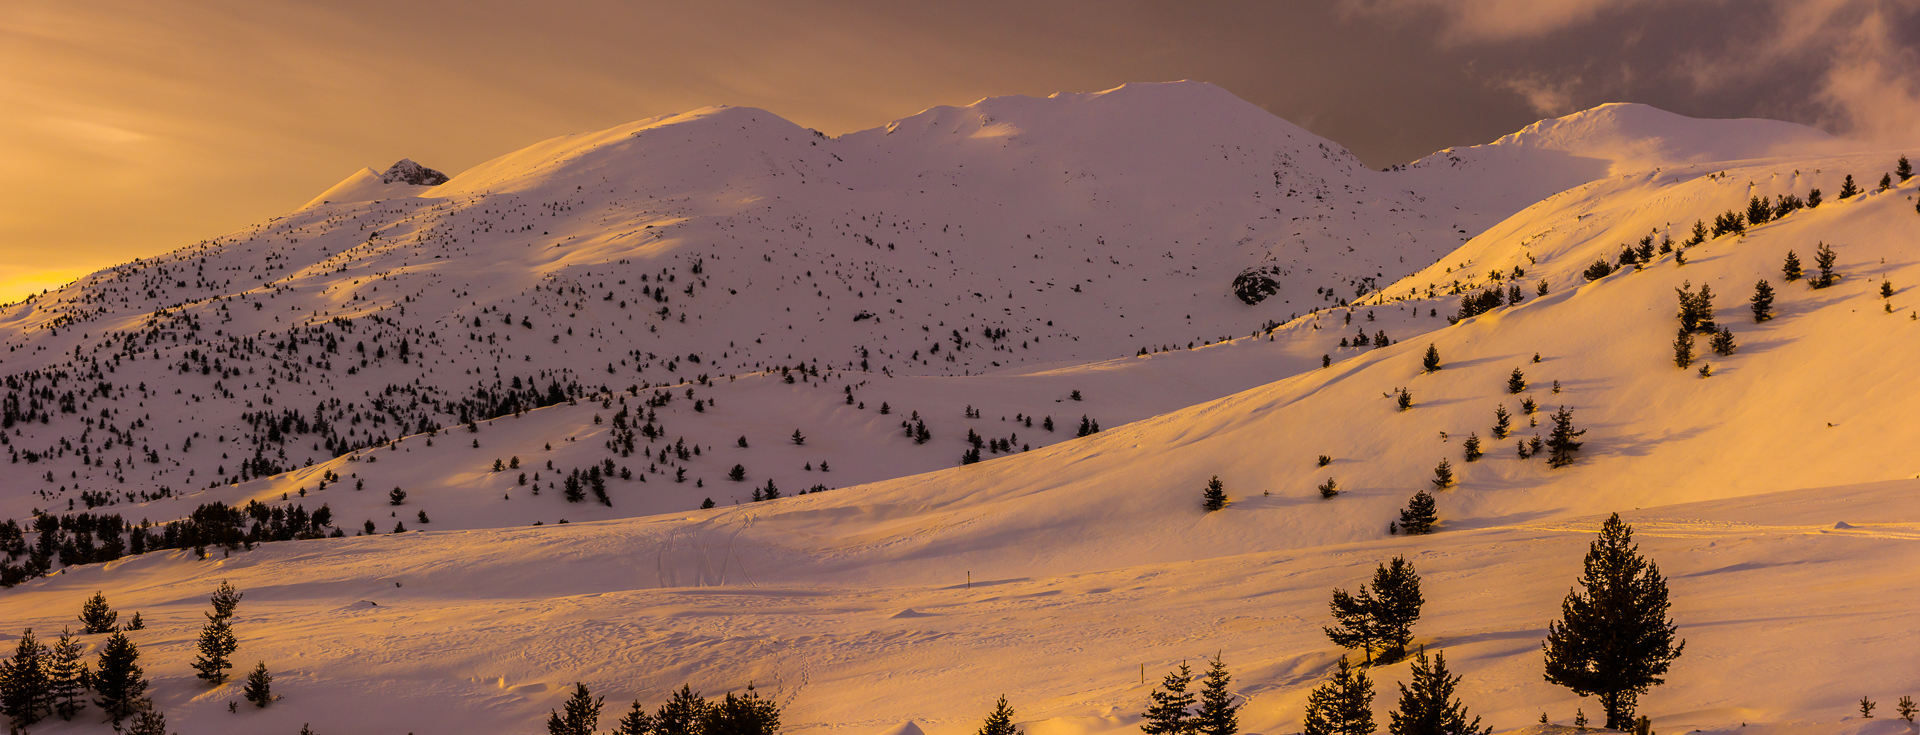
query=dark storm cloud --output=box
[2,0,1914,302]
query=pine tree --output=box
[1896,695,1916,722]
[1492,406,1511,439]
[1422,344,1441,373]
[1814,242,1838,288]
[80,591,118,633]
[700,683,782,735]
[1542,514,1685,730]
[1400,492,1438,535]
[1372,557,1424,662]
[1782,251,1803,282]
[1320,477,1340,499]
[1672,328,1694,369]
[1807,188,1822,208]
[1507,368,1525,394]
[126,707,172,735]
[93,631,147,723]
[656,685,712,735]
[1430,459,1454,490]
[1840,174,1860,198]
[548,682,603,735]
[47,629,86,720]
[613,700,657,735]
[977,695,1023,735]
[1302,658,1375,735]
[209,580,243,621]
[1461,435,1481,462]
[1326,585,1381,664]
[0,628,50,728]
[191,616,238,684]
[1750,280,1775,322]
[1709,327,1736,356]
[1546,408,1585,468]
[1203,476,1227,512]
[1686,220,1707,246]
[1880,173,1893,191]
[1882,279,1895,299]
[1899,156,1913,182]
[242,661,273,707]
[791,429,806,445]
[1196,657,1239,735]
[1140,662,1196,735]
[1396,389,1413,412]
[1387,650,1489,735]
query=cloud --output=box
[1339,0,1659,44]
[1501,74,1581,117]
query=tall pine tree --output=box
[1141,662,1196,735]
[1542,514,1685,730]
[47,629,86,721]
[1196,657,1240,735]
[656,685,713,735]
[1302,658,1375,735]
[1387,650,1489,735]
[92,631,147,724]
[191,616,238,684]
[0,628,50,729]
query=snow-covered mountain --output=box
[1,82,1911,735]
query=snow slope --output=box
[2,83,1914,735]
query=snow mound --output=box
[299,159,446,209]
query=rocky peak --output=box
[379,159,450,186]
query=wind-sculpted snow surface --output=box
[0,82,1911,735]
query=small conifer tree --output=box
[389,487,407,505]
[242,661,273,708]
[92,632,147,723]
[80,591,118,634]
[1899,156,1913,182]
[1140,663,1196,735]
[1808,188,1823,207]
[1545,408,1584,468]
[1814,242,1838,288]
[1422,344,1440,372]
[1782,250,1803,282]
[1840,174,1860,198]
[1750,280,1774,322]
[1493,406,1512,439]
[1462,435,1482,462]
[1400,492,1438,535]
[1896,695,1915,722]
[1882,279,1895,299]
[1388,649,1490,735]
[1203,476,1227,512]
[1196,656,1240,735]
[1507,368,1526,394]
[1301,658,1375,735]
[656,685,713,735]
[1673,328,1694,369]
[126,707,171,735]
[1710,327,1736,356]
[1543,514,1685,730]
[548,682,603,735]
[977,695,1023,735]
[1431,459,1454,490]
[191,616,238,685]
[1397,389,1413,412]
[1880,173,1893,191]
[613,700,657,735]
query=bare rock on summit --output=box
[379,159,449,186]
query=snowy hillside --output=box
[2,82,1915,735]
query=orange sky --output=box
[3,0,1911,305]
